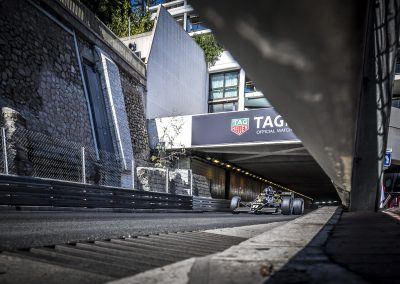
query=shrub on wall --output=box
[192,33,224,66]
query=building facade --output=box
[149,0,271,114]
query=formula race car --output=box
[230,186,304,215]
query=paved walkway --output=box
[324,208,400,284]
[110,207,400,284]
[109,207,338,284]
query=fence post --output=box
[190,169,193,196]
[131,159,135,190]
[81,147,86,184]
[1,127,8,175]
[165,168,169,193]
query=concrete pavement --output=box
[109,207,340,284]
[110,206,398,284]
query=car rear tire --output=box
[293,198,304,215]
[281,196,293,215]
[230,196,241,213]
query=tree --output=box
[130,2,155,35]
[150,116,186,168]
[80,0,154,37]
[192,33,224,66]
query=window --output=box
[392,98,400,108]
[244,97,271,110]
[187,14,208,32]
[396,53,400,73]
[208,102,237,113]
[209,71,239,100]
[208,71,239,113]
[245,77,256,93]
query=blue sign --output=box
[384,149,392,168]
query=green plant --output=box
[129,9,154,35]
[192,33,224,65]
[80,0,154,37]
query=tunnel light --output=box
[206,156,211,160]
[236,168,241,172]
[220,162,225,166]
[322,201,326,204]
[212,159,220,163]
[226,164,232,168]
[245,172,249,175]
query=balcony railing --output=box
[187,23,209,33]
[57,0,146,77]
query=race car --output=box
[230,186,304,215]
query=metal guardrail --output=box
[0,175,233,211]
[192,196,231,212]
[0,175,192,209]
[56,0,146,76]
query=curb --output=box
[108,207,345,284]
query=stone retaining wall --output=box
[136,167,213,197]
[0,0,93,146]
[0,0,150,181]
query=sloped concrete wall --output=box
[146,7,208,119]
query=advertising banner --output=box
[191,108,299,146]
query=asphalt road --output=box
[0,211,298,250]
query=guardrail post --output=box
[165,168,169,193]
[81,147,86,184]
[1,127,8,175]
[189,169,193,196]
[131,159,135,190]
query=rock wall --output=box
[1,107,32,176]
[0,0,150,184]
[120,69,150,167]
[0,0,93,147]
[192,174,212,198]
[136,166,212,197]
[137,167,167,193]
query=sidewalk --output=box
[323,207,400,284]
[109,207,400,284]
[109,207,340,284]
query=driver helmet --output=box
[264,186,274,195]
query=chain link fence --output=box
[0,127,134,189]
[0,127,196,196]
[135,167,193,196]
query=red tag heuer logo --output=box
[231,118,249,136]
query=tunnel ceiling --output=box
[194,144,338,201]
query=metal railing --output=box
[56,0,146,76]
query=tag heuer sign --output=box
[231,118,249,136]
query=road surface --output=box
[0,210,299,250]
